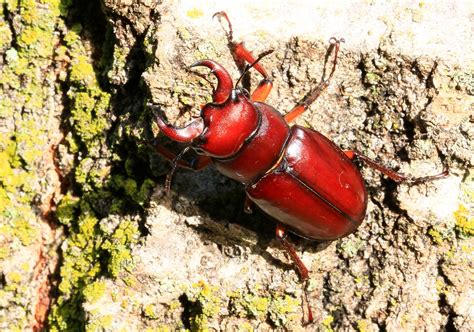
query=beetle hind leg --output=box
[276,224,314,324]
[344,150,449,184]
[284,38,344,124]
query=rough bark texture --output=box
[0,0,472,331]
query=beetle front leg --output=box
[213,11,273,102]
[284,37,344,123]
[243,194,253,214]
[154,144,212,170]
[344,150,449,184]
[276,224,314,323]
[154,144,212,192]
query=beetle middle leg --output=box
[284,37,344,123]
[213,11,273,102]
[344,150,449,184]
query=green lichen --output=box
[452,71,474,95]
[454,204,473,237]
[143,303,159,320]
[0,17,12,52]
[107,44,130,83]
[7,271,22,284]
[55,192,80,227]
[111,175,156,206]
[85,314,113,331]
[357,319,370,332]
[322,314,335,332]
[227,287,302,327]
[83,280,107,304]
[0,247,10,260]
[428,227,444,244]
[435,277,448,296]
[0,0,72,328]
[338,237,365,257]
[454,172,474,238]
[12,217,39,246]
[229,289,270,320]
[186,8,204,19]
[268,294,300,327]
[364,72,382,85]
[46,1,154,328]
[186,280,222,330]
[101,218,140,278]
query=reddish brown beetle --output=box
[150,12,448,323]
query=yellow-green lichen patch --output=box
[268,294,300,327]
[454,204,473,237]
[186,8,204,19]
[49,11,138,327]
[356,319,370,332]
[322,314,335,332]
[227,287,301,327]
[7,271,23,284]
[85,314,113,332]
[424,211,457,246]
[427,227,447,245]
[229,289,270,320]
[0,16,12,52]
[185,280,223,330]
[143,303,159,320]
[55,192,80,227]
[51,197,142,329]
[454,172,474,237]
[0,0,68,328]
[338,236,365,257]
[111,175,156,206]
[83,280,107,304]
[63,26,112,154]
[101,218,140,278]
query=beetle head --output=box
[154,60,259,159]
[195,89,258,158]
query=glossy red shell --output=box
[214,102,289,185]
[247,126,368,240]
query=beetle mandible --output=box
[149,12,449,323]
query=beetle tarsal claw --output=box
[212,11,233,42]
[328,37,345,45]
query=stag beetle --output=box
[150,12,448,323]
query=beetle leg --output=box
[213,11,273,102]
[344,150,449,184]
[233,43,274,102]
[154,144,212,192]
[284,38,344,123]
[275,224,314,323]
[243,194,253,214]
[154,144,211,171]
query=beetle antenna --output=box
[165,146,191,193]
[235,49,274,88]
